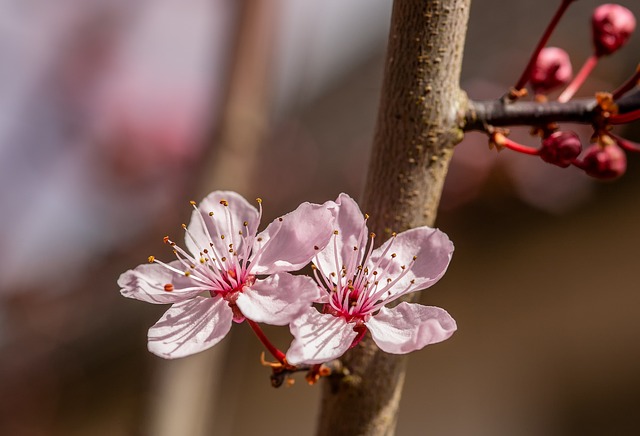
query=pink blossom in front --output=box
[118,191,333,359]
[286,194,456,365]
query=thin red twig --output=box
[513,0,577,92]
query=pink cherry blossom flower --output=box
[286,193,456,365]
[118,191,334,359]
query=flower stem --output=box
[612,65,640,100]
[247,319,286,364]
[493,133,541,155]
[512,0,576,93]
[558,54,599,103]
[609,108,640,124]
[612,134,640,152]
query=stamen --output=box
[312,256,335,292]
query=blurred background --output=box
[0,0,639,435]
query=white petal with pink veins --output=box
[148,296,233,359]
[366,302,456,354]
[314,193,367,275]
[236,273,324,325]
[118,261,204,304]
[185,191,260,259]
[368,227,453,299]
[250,201,334,274]
[286,308,358,365]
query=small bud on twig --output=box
[592,4,636,57]
[531,47,573,94]
[540,131,582,167]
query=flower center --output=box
[312,215,418,323]
[148,197,266,310]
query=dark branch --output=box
[464,98,597,131]
[464,88,640,132]
[618,89,640,114]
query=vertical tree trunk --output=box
[316,1,470,435]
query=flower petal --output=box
[148,296,233,359]
[368,226,453,299]
[366,302,456,354]
[118,261,204,304]
[185,191,259,261]
[315,193,367,275]
[236,273,324,325]
[286,308,357,365]
[250,201,334,274]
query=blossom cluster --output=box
[118,191,456,366]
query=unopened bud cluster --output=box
[493,3,638,181]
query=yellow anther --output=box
[209,212,214,216]
[148,255,155,263]
[391,253,397,258]
[220,235,225,240]
[163,236,170,244]
[243,221,248,226]
[412,255,417,261]
[184,271,191,277]
[220,200,229,206]
[256,197,262,203]
[189,200,196,206]
[221,257,227,262]
[364,213,369,219]
[370,232,376,238]
[181,223,187,229]
[333,230,339,235]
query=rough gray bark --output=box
[316,1,471,435]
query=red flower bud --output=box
[592,4,636,57]
[540,131,582,167]
[580,144,627,180]
[531,47,573,93]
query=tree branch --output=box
[316,1,471,435]
[464,89,640,132]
